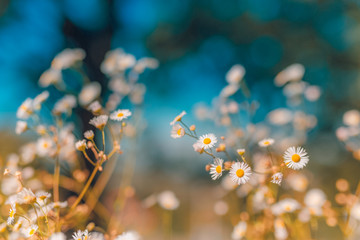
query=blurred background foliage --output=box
[1,0,360,238]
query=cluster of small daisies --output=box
[169,64,326,239]
[170,110,310,187]
[1,48,158,239]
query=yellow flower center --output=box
[236,169,244,178]
[203,138,211,145]
[117,112,124,117]
[43,142,48,148]
[9,209,14,217]
[292,154,301,162]
[177,128,182,135]
[29,229,35,236]
[264,141,270,145]
[285,205,291,211]
[215,165,222,173]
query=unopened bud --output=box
[190,125,196,131]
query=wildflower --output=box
[220,84,239,98]
[15,121,28,135]
[36,191,51,202]
[214,200,228,216]
[75,140,87,151]
[170,124,185,139]
[110,109,132,121]
[20,143,37,164]
[49,232,66,240]
[36,125,47,135]
[158,191,179,210]
[23,224,38,237]
[209,158,224,180]
[271,172,283,185]
[83,230,90,240]
[39,68,62,87]
[16,188,36,204]
[258,138,274,147]
[134,57,159,73]
[52,48,86,70]
[89,115,108,131]
[237,149,245,156]
[226,64,245,85]
[231,221,247,240]
[192,142,203,153]
[115,231,141,240]
[274,63,304,86]
[272,198,300,215]
[304,189,326,208]
[267,109,293,125]
[286,173,309,192]
[229,162,252,185]
[351,203,360,221]
[84,130,94,140]
[283,146,309,170]
[197,133,217,150]
[72,230,83,240]
[79,82,102,106]
[53,95,77,115]
[170,111,186,125]
[343,110,360,126]
[274,218,288,240]
[16,98,33,119]
[7,204,16,225]
[304,85,321,102]
[36,137,54,157]
[0,223,6,233]
[33,91,50,110]
[101,49,136,75]
[88,101,102,114]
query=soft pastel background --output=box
[1,0,360,239]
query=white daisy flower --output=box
[0,222,7,233]
[158,191,180,210]
[89,115,108,131]
[110,109,132,121]
[258,138,275,147]
[33,91,50,110]
[274,218,288,240]
[15,121,28,135]
[36,125,47,135]
[35,191,51,202]
[7,204,16,225]
[304,189,326,208]
[192,142,203,153]
[53,95,77,115]
[229,162,252,185]
[79,82,101,106]
[52,48,86,70]
[72,230,83,240]
[16,188,36,204]
[271,172,283,185]
[39,68,62,87]
[88,101,102,114]
[283,146,309,170]
[170,111,186,125]
[75,140,87,151]
[209,158,224,180]
[16,98,33,119]
[197,133,217,150]
[351,203,360,221]
[170,124,185,139]
[36,137,54,157]
[115,231,141,240]
[23,224,38,237]
[49,232,66,240]
[236,149,245,156]
[226,64,245,85]
[272,198,301,215]
[231,221,247,240]
[84,130,94,140]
